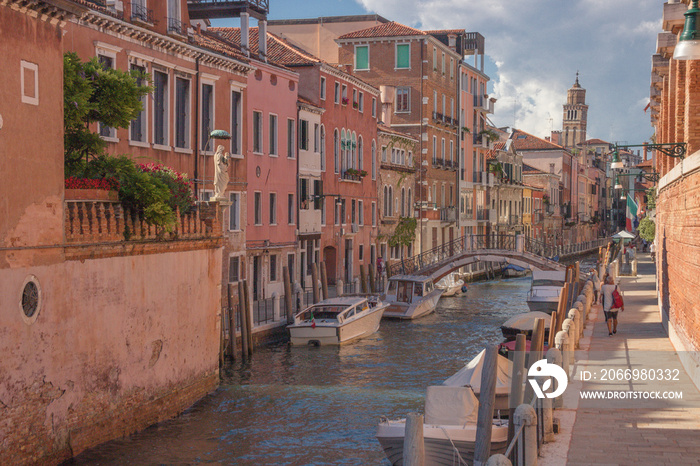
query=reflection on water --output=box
[69,276,539,465]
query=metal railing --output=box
[187,0,269,11]
[130,2,153,23]
[167,16,188,36]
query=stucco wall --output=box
[0,247,222,464]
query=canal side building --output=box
[1,1,227,462]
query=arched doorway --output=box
[323,246,337,284]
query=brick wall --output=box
[656,161,700,354]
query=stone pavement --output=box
[564,255,700,465]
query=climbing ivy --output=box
[388,217,417,247]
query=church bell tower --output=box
[562,72,588,149]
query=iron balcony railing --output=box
[131,2,153,23]
[167,16,188,36]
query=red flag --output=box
[644,102,650,114]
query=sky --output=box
[213,0,665,146]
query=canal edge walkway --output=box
[541,255,700,465]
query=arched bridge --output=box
[387,235,609,282]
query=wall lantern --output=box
[674,0,700,60]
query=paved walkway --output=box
[564,255,700,465]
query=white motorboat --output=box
[526,270,566,313]
[500,311,551,341]
[287,297,387,346]
[382,275,444,319]
[442,349,513,413]
[435,273,466,297]
[376,386,508,465]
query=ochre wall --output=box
[0,246,222,465]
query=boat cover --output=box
[442,349,513,395]
[502,264,527,272]
[501,312,551,331]
[424,386,479,426]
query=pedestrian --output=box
[650,242,656,262]
[601,275,624,336]
[589,268,601,304]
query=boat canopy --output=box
[424,386,479,426]
[388,274,434,283]
[501,312,551,331]
[531,270,566,287]
[442,349,513,395]
[502,264,527,272]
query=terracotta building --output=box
[648,0,700,385]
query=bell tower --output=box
[562,72,588,149]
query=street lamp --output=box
[610,149,624,169]
[614,175,623,190]
[674,0,700,60]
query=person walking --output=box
[601,275,624,336]
[590,268,601,304]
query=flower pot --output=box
[65,189,119,201]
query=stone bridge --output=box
[387,235,609,282]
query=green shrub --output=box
[639,217,655,242]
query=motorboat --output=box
[501,263,529,278]
[442,349,513,413]
[525,270,566,313]
[435,273,466,297]
[376,386,508,465]
[382,275,444,319]
[287,296,387,346]
[500,311,551,341]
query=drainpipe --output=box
[419,38,424,254]
[296,101,301,285]
[194,56,200,200]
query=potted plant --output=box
[342,97,349,105]
[65,176,120,201]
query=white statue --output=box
[213,144,230,200]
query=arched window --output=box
[357,136,365,170]
[388,186,393,216]
[401,187,406,217]
[351,132,357,170]
[371,140,376,180]
[407,188,412,217]
[383,186,389,217]
[341,129,347,172]
[320,125,326,171]
[334,129,340,173]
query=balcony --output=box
[662,1,686,33]
[476,208,488,221]
[444,159,458,171]
[187,0,270,21]
[440,206,456,223]
[131,1,154,24]
[167,16,188,36]
[472,171,483,183]
[340,170,363,182]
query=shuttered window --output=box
[396,44,410,69]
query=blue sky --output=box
[213,0,665,147]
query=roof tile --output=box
[511,129,566,151]
[337,21,425,40]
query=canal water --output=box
[71,256,597,465]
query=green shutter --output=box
[396,44,410,69]
[355,46,369,70]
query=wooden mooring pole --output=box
[360,264,369,294]
[311,263,320,304]
[283,266,293,323]
[242,279,253,355]
[403,412,425,466]
[507,333,527,445]
[320,260,329,300]
[227,283,237,360]
[368,264,376,293]
[238,280,249,360]
[474,344,499,466]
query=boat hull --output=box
[383,289,444,320]
[288,305,386,346]
[376,421,508,466]
[525,299,559,314]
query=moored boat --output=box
[287,297,387,346]
[376,386,508,465]
[435,273,466,297]
[500,311,552,341]
[525,270,566,313]
[382,275,444,319]
[501,263,529,278]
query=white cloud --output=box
[354,0,662,144]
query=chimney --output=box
[258,20,267,60]
[448,34,457,51]
[380,85,395,126]
[241,12,250,57]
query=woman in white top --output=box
[589,268,601,304]
[600,275,624,336]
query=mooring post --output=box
[337,278,344,297]
[525,318,545,402]
[546,347,564,409]
[403,412,425,466]
[486,454,512,466]
[548,311,558,350]
[228,283,237,360]
[514,404,538,466]
[508,333,527,445]
[474,345,499,466]
[283,266,293,323]
[360,264,368,294]
[368,264,376,293]
[320,261,329,299]
[238,281,249,360]
[311,263,320,304]
[243,280,253,355]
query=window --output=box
[299,178,309,209]
[314,123,319,153]
[341,199,346,224]
[372,202,376,226]
[130,64,147,142]
[320,76,326,100]
[352,89,357,108]
[450,140,454,163]
[334,82,340,103]
[254,192,262,225]
[358,136,363,171]
[407,189,412,217]
[320,125,326,171]
[432,136,437,164]
[97,54,115,139]
[451,98,455,121]
[372,98,377,118]
[299,119,309,151]
[253,111,263,153]
[396,87,410,112]
[371,140,376,180]
[334,202,340,225]
[269,193,277,224]
[433,47,437,70]
[201,83,214,151]
[401,187,406,217]
[175,77,190,149]
[269,114,278,155]
[334,129,340,173]
[229,256,240,282]
[396,43,410,69]
[288,193,294,225]
[321,197,326,225]
[441,138,445,161]
[342,84,348,103]
[287,118,295,158]
[313,179,323,210]
[442,52,445,74]
[382,145,387,162]
[231,89,242,155]
[20,60,39,106]
[270,254,277,282]
[450,57,454,79]
[355,45,369,70]
[351,199,356,224]
[229,192,240,230]
[442,94,446,119]
[433,90,437,114]
[358,92,364,112]
[359,200,364,226]
[359,244,364,261]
